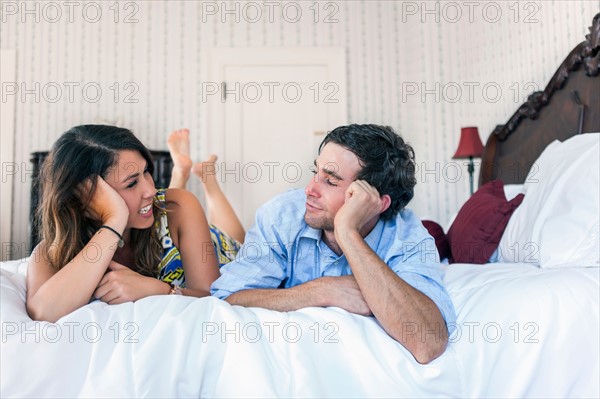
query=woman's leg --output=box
[192,155,246,243]
[167,129,193,189]
[167,129,246,243]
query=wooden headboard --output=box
[480,13,600,186]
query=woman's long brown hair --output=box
[36,125,162,277]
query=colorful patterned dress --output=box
[154,189,241,287]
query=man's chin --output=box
[304,212,333,230]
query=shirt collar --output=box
[299,223,322,241]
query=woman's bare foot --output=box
[192,154,219,193]
[167,129,193,189]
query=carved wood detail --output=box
[479,13,600,186]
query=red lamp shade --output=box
[453,127,484,159]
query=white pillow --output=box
[497,133,600,268]
[503,184,524,201]
[0,258,29,276]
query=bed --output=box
[2,14,599,398]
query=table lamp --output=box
[453,127,484,195]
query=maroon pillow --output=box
[422,220,451,261]
[447,180,524,264]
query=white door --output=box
[207,48,347,229]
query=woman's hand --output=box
[93,261,170,304]
[79,176,129,229]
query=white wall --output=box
[1,0,598,259]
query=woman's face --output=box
[104,150,157,230]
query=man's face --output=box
[304,142,361,231]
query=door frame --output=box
[1,49,17,260]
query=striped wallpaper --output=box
[1,0,598,259]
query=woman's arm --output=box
[26,219,124,322]
[92,260,172,303]
[26,176,129,322]
[165,188,221,296]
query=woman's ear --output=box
[380,194,392,214]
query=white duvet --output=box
[1,258,598,398]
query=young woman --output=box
[26,125,244,322]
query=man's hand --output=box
[334,180,389,236]
[93,261,169,304]
[318,275,372,316]
[224,275,372,316]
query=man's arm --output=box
[338,232,448,363]
[225,276,371,316]
[334,181,448,364]
[212,189,373,314]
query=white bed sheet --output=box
[1,258,598,398]
[446,262,599,398]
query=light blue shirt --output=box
[211,189,456,329]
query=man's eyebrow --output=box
[314,160,344,181]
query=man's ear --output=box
[380,194,392,214]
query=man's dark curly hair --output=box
[319,124,416,220]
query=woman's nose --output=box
[143,174,157,198]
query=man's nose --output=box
[305,175,320,197]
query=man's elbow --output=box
[224,295,235,305]
[391,322,449,364]
[212,287,234,304]
[223,291,241,305]
[413,338,448,364]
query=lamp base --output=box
[468,156,475,195]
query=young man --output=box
[211,124,456,364]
